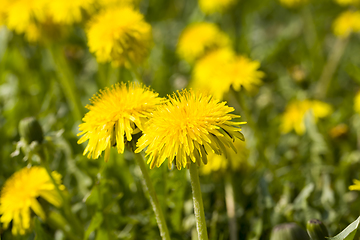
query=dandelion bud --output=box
[306,219,329,240]
[19,117,44,144]
[270,223,310,240]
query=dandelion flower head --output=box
[0,0,47,41]
[279,0,308,7]
[78,82,163,162]
[0,166,64,235]
[333,10,360,38]
[177,22,231,63]
[192,49,264,99]
[87,6,152,66]
[229,55,265,93]
[136,89,246,170]
[192,48,234,99]
[280,99,332,135]
[47,0,95,24]
[349,179,360,191]
[198,0,237,14]
[201,140,248,175]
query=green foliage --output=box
[1,0,360,239]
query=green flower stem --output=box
[189,162,209,240]
[225,174,238,240]
[126,57,143,84]
[49,46,83,121]
[315,37,348,99]
[38,149,84,239]
[133,153,171,240]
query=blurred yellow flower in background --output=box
[280,100,333,135]
[192,48,235,99]
[192,48,264,99]
[230,56,265,93]
[0,166,63,235]
[198,0,237,14]
[335,0,360,5]
[333,10,360,38]
[78,83,162,162]
[177,22,231,63]
[95,0,138,8]
[48,0,94,24]
[349,179,360,190]
[354,90,360,113]
[0,0,47,41]
[201,140,249,175]
[136,89,246,170]
[87,6,152,66]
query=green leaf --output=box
[328,216,360,240]
[95,228,109,240]
[84,211,104,240]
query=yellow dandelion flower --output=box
[192,48,235,99]
[177,22,231,63]
[279,0,308,7]
[0,166,63,235]
[230,55,265,93]
[192,49,264,99]
[201,140,248,175]
[77,82,163,162]
[349,179,360,191]
[135,89,246,170]
[87,6,152,66]
[198,0,237,14]
[280,100,333,135]
[95,0,137,8]
[1,0,47,40]
[333,10,360,38]
[335,0,360,6]
[354,90,360,113]
[47,0,94,24]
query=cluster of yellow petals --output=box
[0,0,95,41]
[177,22,231,63]
[0,166,63,235]
[86,6,152,66]
[95,0,137,8]
[192,48,264,99]
[354,91,360,113]
[78,82,163,162]
[136,90,246,170]
[349,179,360,191]
[198,0,237,14]
[333,10,360,38]
[280,99,333,135]
[279,0,308,7]
[47,0,95,25]
[201,140,248,175]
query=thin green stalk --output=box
[38,149,84,239]
[133,153,171,240]
[315,37,348,99]
[48,46,83,121]
[126,56,143,84]
[225,174,238,240]
[189,162,209,240]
